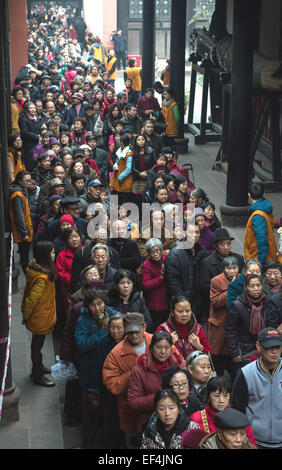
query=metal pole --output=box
[141,0,156,93]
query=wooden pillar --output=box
[170,0,187,140]
[141,0,156,93]
[220,0,255,226]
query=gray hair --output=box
[145,238,163,254]
[186,351,210,368]
[243,259,262,274]
[91,243,110,259]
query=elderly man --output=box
[199,227,245,319]
[102,312,152,448]
[107,219,142,273]
[198,408,256,449]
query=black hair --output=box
[244,273,262,286]
[249,182,264,200]
[161,366,193,390]
[150,331,173,351]
[202,201,216,211]
[62,226,81,244]
[83,288,109,308]
[119,134,131,147]
[34,241,56,281]
[15,170,30,184]
[171,296,191,311]
[154,388,180,409]
[206,375,232,399]
[114,268,135,287]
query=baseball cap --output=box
[123,312,145,333]
[50,178,65,188]
[257,327,282,349]
[87,179,102,188]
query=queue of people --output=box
[8,0,282,451]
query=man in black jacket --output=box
[107,219,142,273]
[111,30,127,70]
[164,221,208,321]
[199,228,245,319]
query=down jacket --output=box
[127,348,186,430]
[21,262,56,335]
[157,313,212,360]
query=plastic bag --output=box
[51,355,78,381]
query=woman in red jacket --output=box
[142,238,169,331]
[157,296,212,360]
[127,331,185,433]
[56,226,83,318]
[190,375,257,447]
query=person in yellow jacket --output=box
[161,59,170,87]
[105,49,118,88]
[162,87,180,146]
[9,170,33,273]
[21,241,57,387]
[7,134,26,184]
[244,182,277,265]
[124,58,142,97]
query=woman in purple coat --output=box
[195,208,215,255]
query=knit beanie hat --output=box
[59,214,74,226]
[181,428,208,449]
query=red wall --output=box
[9,0,28,85]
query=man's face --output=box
[52,184,65,196]
[144,122,154,135]
[216,239,232,258]
[65,204,80,220]
[46,102,55,114]
[256,342,282,366]
[45,92,54,102]
[53,166,65,181]
[218,429,247,450]
[20,174,32,191]
[35,101,43,113]
[145,91,153,100]
[88,184,102,199]
[127,106,137,119]
[87,139,97,150]
[103,73,109,82]
[126,327,145,346]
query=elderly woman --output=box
[127,331,186,433]
[226,259,263,310]
[74,288,119,448]
[161,366,193,417]
[91,243,117,292]
[140,389,200,449]
[142,238,169,330]
[157,296,212,360]
[71,265,104,305]
[225,273,269,369]
[208,256,240,377]
[186,351,213,415]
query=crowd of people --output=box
[8,1,282,450]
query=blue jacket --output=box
[249,197,273,264]
[74,305,119,387]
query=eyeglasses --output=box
[170,382,189,389]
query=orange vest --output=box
[162,68,170,86]
[9,190,33,243]
[110,151,133,193]
[244,209,277,262]
[105,56,117,80]
[126,67,142,92]
[162,100,179,136]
